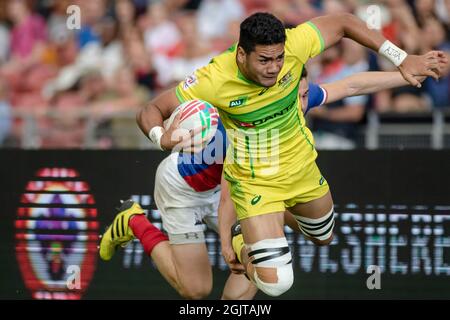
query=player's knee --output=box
[253,264,293,297]
[247,237,294,297]
[179,284,212,300]
[295,207,335,246]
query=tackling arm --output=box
[218,175,238,251]
[218,175,244,274]
[322,71,411,104]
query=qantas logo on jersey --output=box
[234,99,296,127]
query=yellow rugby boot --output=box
[99,199,145,261]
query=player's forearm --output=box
[311,13,386,52]
[136,87,180,142]
[340,13,386,52]
[345,72,409,97]
[322,72,411,105]
[136,103,165,138]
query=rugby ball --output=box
[165,99,219,149]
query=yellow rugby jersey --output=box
[176,21,324,182]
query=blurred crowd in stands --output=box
[0,0,449,149]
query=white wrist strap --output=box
[148,126,165,151]
[379,40,408,67]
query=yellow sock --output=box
[231,234,245,264]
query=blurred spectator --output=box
[389,83,430,112]
[89,66,150,118]
[0,0,447,150]
[0,0,58,112]
[389,0,421,54]
[142,2,182,57]
[240,0,271,13]
[42,33,79,69]
[435,0,450,25]
[0,78,12,145]
[44,16,124,97]
[308,39,369,149]
[1,0,48,88]
[422,17,450,108]
[121,26,157,90]
[7,0,47,61]
[81,16,124,81]
[41,91,87,148]
[370,0,431,113]
[47,0,74,45]
[322,0,351,14]
[0,22,9,65]
[79,69,108,103]
[196,0,245,41]
[169,11,217,85]
[115,0,138,31]
[141,1,182,86]
[76,0,107,48]
[414,0,437,24]
[270,0,322,26]
[83,66,150,148]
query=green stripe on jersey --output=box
[224,84,300,125]
[306,21,325,53]
[175,87,187,103]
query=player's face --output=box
[241,44,285,87]
[299,78,309,112]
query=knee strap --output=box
[247,237,293,297]
[295,207,335,241]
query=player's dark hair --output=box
[301,67,308,79]
[238,12,286,54]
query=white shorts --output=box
[154,152,220,244]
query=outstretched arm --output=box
[322,71,410,104]
[310,13,445,87]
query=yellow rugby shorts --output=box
[225,160,329,220]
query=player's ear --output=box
[237,46,247,64]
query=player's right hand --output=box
[222,244,246,274]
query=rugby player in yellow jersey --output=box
[137,12,445,297]
[219,61,448,299]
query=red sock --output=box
[129,215,168,256]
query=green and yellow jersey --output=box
[176,21,325,183]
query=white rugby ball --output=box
[164,99,219,150]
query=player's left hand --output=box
[398,51,447,88]
[222,244,245,274]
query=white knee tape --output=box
[247,237,293,297]
[295,207,335,241]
